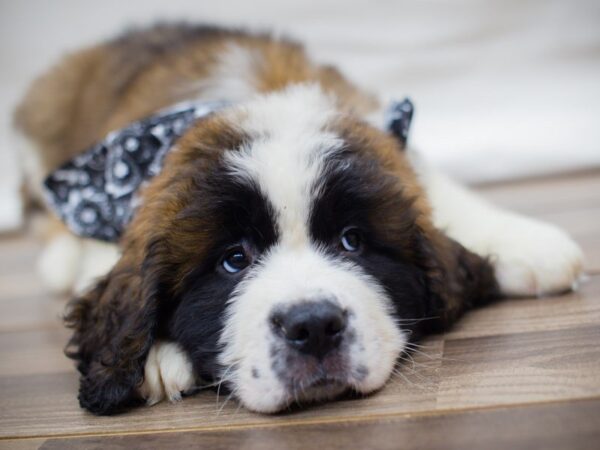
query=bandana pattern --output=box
[44,98,413,242]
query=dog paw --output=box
[139,341,195,406]
[38,233,83,294]
[486,214,584,297]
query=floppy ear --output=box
[64,242,164,415]
[417,228,500,332]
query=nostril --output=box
[271,314,311,343]
[289,324,310,343]
[325,316,345,336]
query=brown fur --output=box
[64,112,251,413]
[14,23,376,177]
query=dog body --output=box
[14,24,583,414]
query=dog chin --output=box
[234,350,391,413]
[240,373,389,414]
[240,380,349,414]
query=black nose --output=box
[271,301,347,359]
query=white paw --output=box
[38,233,120,295]
[139,341,195,406]
[37,233,83,294]
[484,214,584,297]
[73,240,120,294]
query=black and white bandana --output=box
[384,97,414,145]
[44,97,414,242]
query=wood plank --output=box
[0,328,71,376]
[0,237,67,333]
[0,288,66,333]
[0,439,45,450]
[35,398,600,450]
[0,235,41,276]
[437,325,600,409]
[445,276,600,340]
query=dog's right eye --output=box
[340,227,363,253]
[221,247,250,274]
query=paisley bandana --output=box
[44,98,414,242]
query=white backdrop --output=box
[1,0,599,230]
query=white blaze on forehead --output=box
[224,84,343,246]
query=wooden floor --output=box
[1,171,599,449]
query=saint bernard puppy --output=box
[13,24,583,415]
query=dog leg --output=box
[139,341,196,406]
[412,155,584,297]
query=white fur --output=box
[412,154,585,296]
[181,43,262,104]
[219,85,405,413]
[139,341,195,405]
[225,84,342,247]
[38,231,120,295]
[73,239,121,294]
[38,232,83,294]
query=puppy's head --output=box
[66,85,496,414]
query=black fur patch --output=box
[165,164,279,383]
[309,148,433,339]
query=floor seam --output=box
[2,395,600,442]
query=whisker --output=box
[405,349,442,363]
[403,341,431,349]
[216,364,235,408]
[401,351,437,369]
[233,397,244,416]
[189,376,234,391]
[292,382,300,407]
[404,343,466,364]
[397,359,436,384]
[395,315,440,325]
[391,367,435,391]
[216,389,236,416]
[391,368,425,390]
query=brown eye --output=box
[340,228,362,252]
[222,247,250,274]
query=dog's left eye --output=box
[340,227,362,252]
[221,247,251,274]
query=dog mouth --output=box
[283,375,350,407]
[277,360,355,407]
[308,376,345,388]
